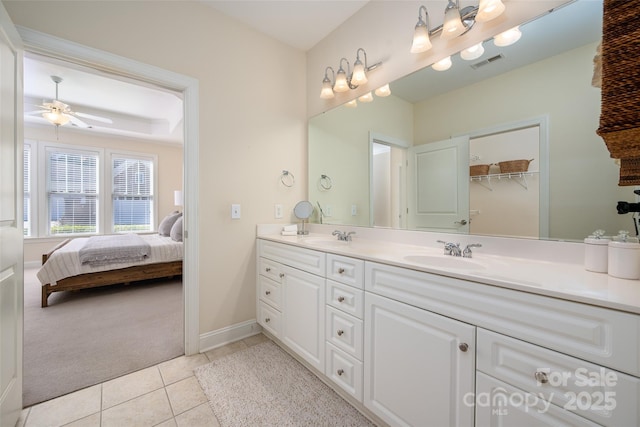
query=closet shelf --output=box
[470,171,538,191]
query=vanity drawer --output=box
[258,301,281,338]
[326,279,364,319]
[258,257,282,283]
[326,306,363,360]
[477,328,640,426]
[258,239,325,276]
[258,275,281,310]
[327,254,364,289]
[476,372,601,427]
[365,261,640,376]
[325,342,363,402]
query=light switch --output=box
[351,204,357,216]
[231,204,241,219]
[275,204,283,219]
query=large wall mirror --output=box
[309,0,633,242]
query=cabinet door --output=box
[281,265,325,372]
[364,292,475,427]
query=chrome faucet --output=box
[463,243,482,258]
[333,230,355,241]
[437,240,461,256]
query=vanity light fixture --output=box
[358,92,374,103]
[351,48,369,86]
[475,0,505,23]
[460,42,485,60]
[441,0,466,40]
[494,26,522,47]
[320,66,335,99]
[411,5,432,53]
[333,58,351,93]
[375,84,391,97]
[432,56,453,71]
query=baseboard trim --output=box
[199,319,263,353]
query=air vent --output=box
[470,54,504,70]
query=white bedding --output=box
[37,234,183,286]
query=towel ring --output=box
[280,170,295,187]
[320,174,332,190]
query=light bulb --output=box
[460,43,485,61]
[333,69,349,93]
[375,84,391,97]
[432,56,452,71]
[411,23,432,53]
[475,0,505,23]
[320,78,335,99]
[441,1,465,40]
[358,92,373,103]
[351,60,367,86]
[43,111,70,126]
[494,26,522,47]
[345,99,357,108]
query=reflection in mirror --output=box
[309,0,631,241]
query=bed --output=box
[38,233,183,307]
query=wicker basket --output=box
[469,164,490,176]
[497,159,533,174]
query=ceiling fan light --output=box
[441,1,465,40]
[432,56,452,71]
[375,84,391,97]
[43,111,70,126]
[494,26,522,47]
[460,43,485,60]
[475,0,506,23]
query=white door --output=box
[407,136,469,232]
[364,292,475,427]
[0,4,23,426]
[281,265,325,372]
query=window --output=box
[111,155,154,232]
[23,144,31,236]
[46,148,99,235]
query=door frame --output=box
[457,116,550,239]
[17,27,200,355]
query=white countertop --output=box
[258,232,640,315]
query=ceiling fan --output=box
[27,75,114,129]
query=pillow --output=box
[170,216,183,242]
[158,211,181,236]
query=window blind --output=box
[112,157,153,232]
[23,144,31,236]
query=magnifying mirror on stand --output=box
[294,201,314,235]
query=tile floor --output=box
[17,333,270,427]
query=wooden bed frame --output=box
[40,239,183,308]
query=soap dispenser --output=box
[584,230,610,273]
[608,230,640,280]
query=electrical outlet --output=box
[351,204,357,216]
[275,204,283,219]
[231,204,241,219]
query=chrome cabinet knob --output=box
[458,343,469,352]
[338,268,345,274]
[535,371,549,384]
[337,296,345,303]
[265,267,271,272]
[337,329,344,336]
[337,369,344,376]
[265,317,271,323]
[265,290,271,295]
[279,273,285,278]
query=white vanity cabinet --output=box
[257,240,326,372]
[364,292,476,427]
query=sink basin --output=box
[403,255,486,271]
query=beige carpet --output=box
[195,340,375,426]
[23,267,183,407]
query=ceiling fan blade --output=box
[75,111,113,124]
[25,110,47,115]
[67,115,92,128]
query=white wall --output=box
[5,1,307,337]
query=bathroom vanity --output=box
[256,227,640,427]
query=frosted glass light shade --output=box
[441,5,465,40]
[358,92,373,103]
[460,43,485,60]
[494,26,522,47]
[375,84,391,97]
[411,24,432,53]
[475,0,505,23]
[333,70,349,92]
[432,56,452,71]
[43,111,70,126]
[351,60,367,85]
[320,79,335,99]
[345,100,357,108]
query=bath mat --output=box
[194,340,374,426]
